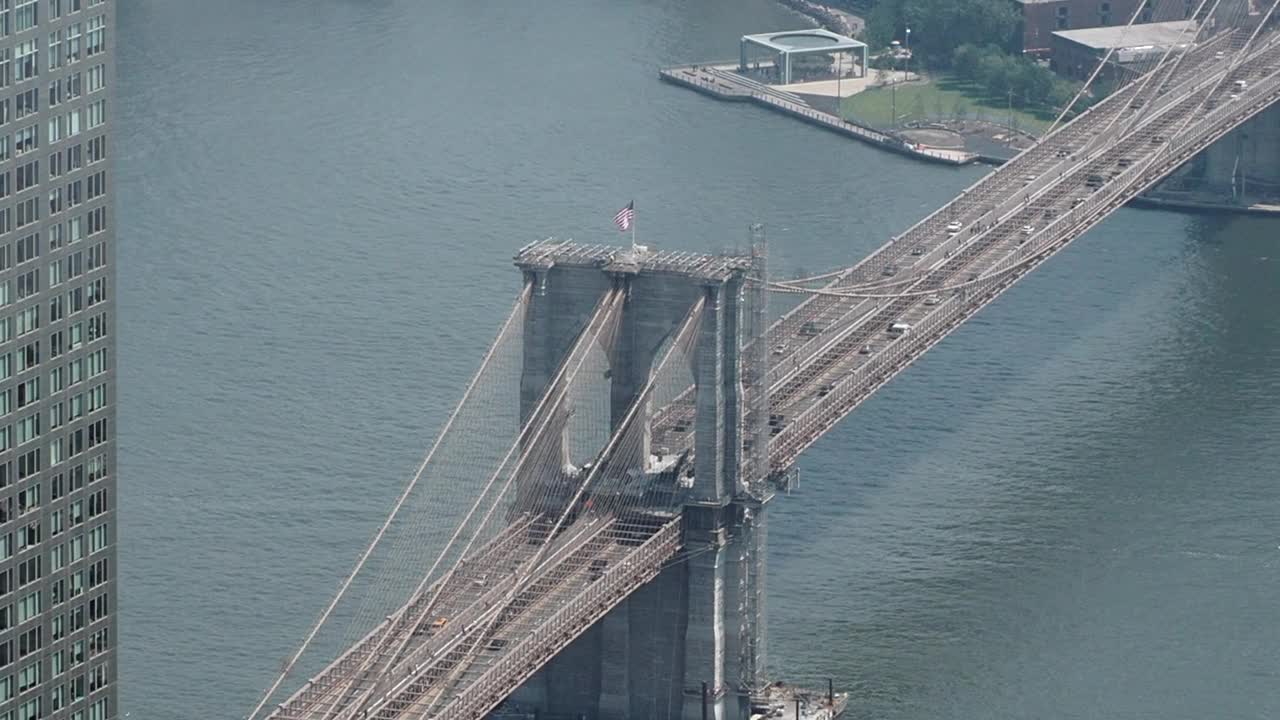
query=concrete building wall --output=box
[1050,34,1114,80]
[0,3,118,720]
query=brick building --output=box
[1015,0,1196,55]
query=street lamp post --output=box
[836,51,843,117]
[891,54,897,128]
[905,27,911,77]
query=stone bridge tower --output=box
[507,236,772,720]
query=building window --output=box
[13,87,35,119]
[64,22,80,64]
[86,62,103,92]
[13,39,35,82]
[16,196,39,229]
[13,0,35,34]
[86,14,104,56]
[15,159,36,192]
[13,124,37,155]
[48,28,62,70]
[86,98,104,128]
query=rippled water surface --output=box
[114,1,1280,717]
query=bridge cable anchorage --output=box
[421,298,706,719]
[318,290,630,719]
[245,285,531,720]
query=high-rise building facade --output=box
[0,1,116,719]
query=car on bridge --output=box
[946,221,962,234]
[887,322,912,336]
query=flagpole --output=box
[630,200,636,250]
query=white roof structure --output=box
[1053,20,1198,52]
[740,29,868,84]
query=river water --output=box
[113,0,1280,718]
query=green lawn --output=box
[840,73,1056,135]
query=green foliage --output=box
[865,1,900,49]
[840,75,1053,133]
[950,42,1078,112]
[866,0,1020,61]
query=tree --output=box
[952,43,981,83]
[865,0,902,49]
[977,52,1012,97]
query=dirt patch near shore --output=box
[900,128,964,149]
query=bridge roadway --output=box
[652,27,1269,466]
[266,25,1280,720]
[269,514,681,720]
[765,27,1280,469]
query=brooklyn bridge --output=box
[246,4,1280,719]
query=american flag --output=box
[613,201,634,232]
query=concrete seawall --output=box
[659,65,978,167]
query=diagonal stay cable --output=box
[246,284,530,720]
[324,289,626,719]
[417,296,707,719]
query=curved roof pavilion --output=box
[740,29,868,84]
